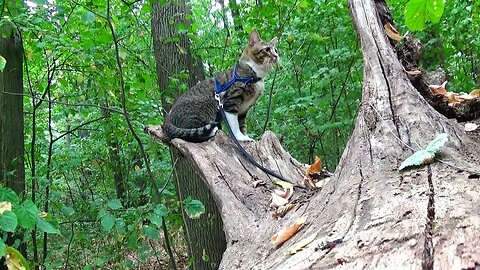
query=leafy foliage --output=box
[405,0,445,31]
[0,0,476,268]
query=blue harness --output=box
[214,65,260,96]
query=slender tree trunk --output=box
[102,106,126,201]
[0,20,25,197]
[152,0,205,112]
[0,19,26,270]
[151,1,224,269]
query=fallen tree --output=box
[146,0,480,269]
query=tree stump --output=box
[145,126,310,269]
[147,0,480,269]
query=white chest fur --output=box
[238,80,264,115]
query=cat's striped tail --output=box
[162,122,220,143]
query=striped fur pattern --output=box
[162,29,279,142]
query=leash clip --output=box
[215,93,223,108]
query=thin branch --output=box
[103,2,177,269]
[52,116,107,143]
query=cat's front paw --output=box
[235,133,255,142]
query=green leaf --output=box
[183,198,205,219]
[82,11,96,23]
[61,206,75,216]
[142,226,159,239]
[0,188,20,205]
[127,234,138,251]
[101,215,115,232]
[31,0,46,4]
[405,0,445,31]
[426,0,445,23]
[399,133,448,170]
[154,204,168,216]
[399,150,435,171]
[107,199,122,210]
[15,200,37,230]
[0,211,17,232]
[0,238,5,257]
[0,55,6,72]
[148,215,163,229]
[425,133,448,154]
[36,216,60,234]
[5,246,30,270]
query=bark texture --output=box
[148,0,480,269]
[152,0,204,111]
[0,22,25,196]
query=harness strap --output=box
[214,65,260,95]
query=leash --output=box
[214,65,295,185]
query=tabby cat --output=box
[162,29,279,142]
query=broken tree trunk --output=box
[147,0,480,269]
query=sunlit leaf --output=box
[0,201,12,214]
[405,0,445,31]
[0,188,20,205]
[183,198,205,219]
[5,246,30,270]
[285,232,318,255]
[0,55,6,72]
[82,11,96,23]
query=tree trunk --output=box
[0,21,25,197]
[151,1,214,269]
[102,106,126,201]
[148,0,480,269]
[151,0,205,112]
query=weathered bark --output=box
[151,1,211,269]
[152,0,205,112]
[148,0,480,269]
[0,21,25,196]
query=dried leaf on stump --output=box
[384,22,404,41]
[465,123,479,132]
[306,156,322,177]
[285,232,318,255]
[428,81,448,96]
[270,193,289,208]
[271,216,307,245]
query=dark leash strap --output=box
[213,66,294,184]
[217,106,295,184]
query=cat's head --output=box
[240,29,279,78]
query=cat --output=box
[162,29,279,143]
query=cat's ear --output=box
[270,37,278,46]
[249,29,261,46]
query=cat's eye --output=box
[264,47,271,52]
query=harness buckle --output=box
[215,93,223,108]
